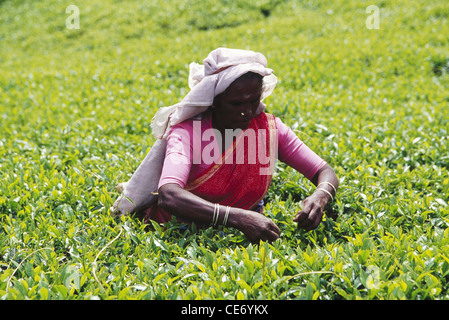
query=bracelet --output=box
[212,203,220,226]
[317,182,337,195]
[223,206,231,226]
[316,188,334,202]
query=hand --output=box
[231,209,281,243]
[158,184,280,243]
[293,191,329,231]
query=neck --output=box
[210,110,237,153]
[211,111,226,136]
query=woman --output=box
[114,48,338,243]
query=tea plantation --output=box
[1,0,448,301]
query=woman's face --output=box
[212,76,262,131]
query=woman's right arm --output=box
[158,183,280,243]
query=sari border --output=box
[248,113,278,209]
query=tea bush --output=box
[1,0,448,300]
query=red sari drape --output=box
[143,112,278,225]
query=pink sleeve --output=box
[158,123,193,189]
[276,117,326,180]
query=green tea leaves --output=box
[1,0,449,300]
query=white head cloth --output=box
[150,47,277,139]
[112,48,277,216]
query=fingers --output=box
[270,220,281,236]
[295,200,323,231]
[266,229,280,242]
[257,220,280,243]
[249,229,279,244]
[245,214,280,243]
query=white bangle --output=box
[223,206,231,226]
[212,203,220,226]
[316,188,334,202]
[317,182,337,195]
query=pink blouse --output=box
[158,112,326,189]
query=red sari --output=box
[143,112,278,225]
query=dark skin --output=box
[210,73,263,152]
[158,74,339,243]
[294,163,339,231]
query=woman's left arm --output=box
[293,163,339,231]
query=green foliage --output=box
[1,0,449,300]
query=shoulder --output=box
[253,111,277,126]
[259,112,289,132]
[167,111,212,145]
[169,111,210,134]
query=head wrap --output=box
[150,47,277,139]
